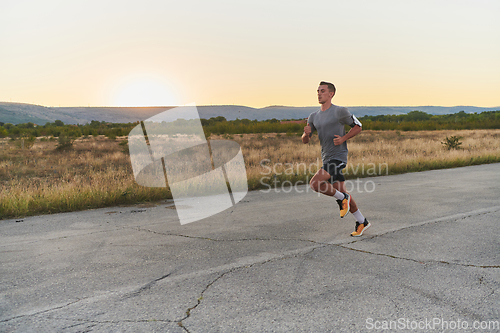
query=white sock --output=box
[352,209,365,223]
[333,190,345,201]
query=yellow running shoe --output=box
[351,219,371,237]
[337,193,351,218]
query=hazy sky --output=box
[1,0,499,107]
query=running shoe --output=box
[351,219,371,237]
[337,193,350,218]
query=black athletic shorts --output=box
[322,159,346,183]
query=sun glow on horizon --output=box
[109,74,180,107]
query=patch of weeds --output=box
[441,135,463,150]
[56,134,74,150]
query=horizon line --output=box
[1,101,500,109]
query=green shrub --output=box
[441,136,463,150]
[15,137,36,149]
[56,134,74,150]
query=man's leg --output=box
[332,180,371,236]
[310,168,344,197]
[310,169,370,236]
[309,169,359,212]
[309,169,351,217]
[331,181,358,213]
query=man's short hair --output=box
[319,81,336,95]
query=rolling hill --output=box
[0,102,498,125]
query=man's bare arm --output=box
[302,124,311,144]
[333,125,362,145]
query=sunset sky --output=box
[1,0,499,108]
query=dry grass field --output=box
[232,129,500,182]
[0,136,168,219]
[1,129,499,219]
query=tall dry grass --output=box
[1,129,499,219]
[225,129,500,188]
[0,136,169,219]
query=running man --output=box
[302,81,370,237]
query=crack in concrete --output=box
[343,206,500,246]
[133,226,322,244]
[1,272,179,326]
[177,271,231,332]
[57,318,175,324]
[46,317,176,331]
[121,272,173,300]
[176,245,324,332]
[334,206,500,268]
[402,284,485,322]
[334,243,500,268]
[60,322,97,331]
[0,225,130,249]
[0,297,90,323]
[472,278,499,311]
[134,220,499,269]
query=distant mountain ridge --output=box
[0,102,498,125]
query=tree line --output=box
[359,110,500,131]
[1,110,499,139]
[0,120,135,140]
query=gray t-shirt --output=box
[308,104,360,163]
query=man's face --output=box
[317,85,334,104]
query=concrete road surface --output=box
[1,164,499,332]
